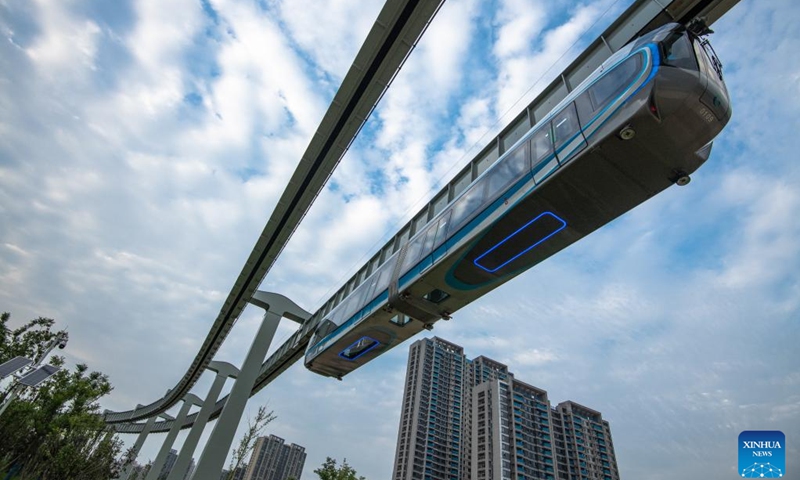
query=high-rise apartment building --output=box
[242,434,306,480]
[392,337,620,480]
[394,337,467,480]
[151,449,194,480]
[220,465,247,480]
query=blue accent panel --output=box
[631,44,660,97]
[474,212,567,273]
[338,336,381,361]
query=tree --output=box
[314,457,366,480]
[0,311,126,479]
[0,312,61,367]
[222,404,276,480]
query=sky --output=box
[1,0,798,479]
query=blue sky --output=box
[1,0,799,479]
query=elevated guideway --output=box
[104,0,449,424]
[109,0,739,433]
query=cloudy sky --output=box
[1,0,798,478]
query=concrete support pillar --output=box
[166,362,239,480]
[145,394,202,480]
[191,293,309,480]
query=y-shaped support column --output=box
[165,361,239,480]
[118,407,172,480]
[191,292,309,480]
[145,394,202,480]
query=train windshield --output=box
[661,31,698,70]
[586,53,643,113]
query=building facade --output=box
[392,337,620,480]
[242,434,306,480]
[219,465,247,480]
[394,337,467,480]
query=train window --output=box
[432,211,451,250]
[328,303,345,326]
[661,32,697,71]
[552,103,581,160]
[484,141,529,201]
[401,230,427,274]
[339,295,360,324]
[312,319,337,345]
[449,177,488,233]
[587,53,643,113]
[349,282,369,311]
[375,255,397,292]
[530,123,554,168]
[361,278,379,309]
[552,103,586,162]
[421,221,438,254]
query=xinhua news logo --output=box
[738,430,785,478]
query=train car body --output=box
[305,23,731,379]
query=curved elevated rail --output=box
[104,0,448,425]
[107,0,739,432]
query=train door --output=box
[551,102,587,165]
[531,122,556,185]
[428,211,452,267]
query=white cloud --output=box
[26,0,102,77]
[493,0,547,59]
[493,0,614,118]
[1,0,798,479]
[278,0,384,82]
[510,348,559,366]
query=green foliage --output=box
[0,312,60,368]
[0,312,126,479]
[314,457,366,480]
[223,405,276,480]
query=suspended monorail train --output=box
[304,22,731,379]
